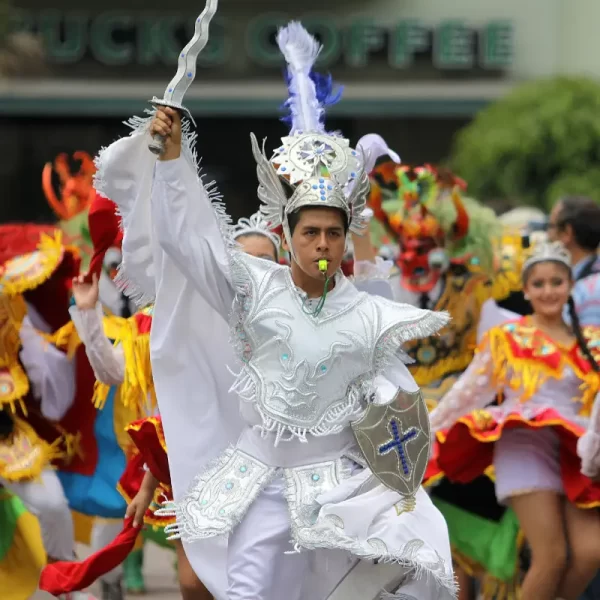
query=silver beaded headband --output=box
[522,240,572,275]
[231,212,281,254]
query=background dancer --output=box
[430,240,600,600]
[0,226,97,600]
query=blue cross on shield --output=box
[378,419,419,476]
[351,388,430,498]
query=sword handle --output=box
[148,133,166,156]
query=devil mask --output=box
[369,164,469,294]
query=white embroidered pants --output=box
[224,476,442,600]
[1,469,74,560]
[226,477,309,600]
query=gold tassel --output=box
[93,316,155,416]
[119,319,155,414]
[394,496,416,516]
[92,380,111,410]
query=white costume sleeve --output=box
[18,316,75,421]
[429,341,497,432]
[94,129,158,303]
[95,126,239,598]
[578,392,600,477]
[374,355,420,401]
[69,304,125,386]
[353,257,395,300]
[152,158,234,319]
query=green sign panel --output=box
[12,11,513,72]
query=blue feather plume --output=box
[280,69,344,129]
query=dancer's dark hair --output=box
[567,295,599,373]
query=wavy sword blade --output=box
[148,0,219,154]
[162,0,219,106]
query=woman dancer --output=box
[430,240,600,600]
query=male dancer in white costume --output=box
[93,20,455,600]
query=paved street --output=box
[33,543,180,599]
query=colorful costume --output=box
[428,241,600,600]
[57,304,152,519]
[40,306,172,597]
[47,193,159,598]
[95,19,455,600]
[368,163,520,404]
[68,300,175,592]
[49,195,145,520]
[0,227,89,598]
[430,315,600,507]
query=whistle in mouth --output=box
[318,259,328,273]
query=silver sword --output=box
[148,0,219,155]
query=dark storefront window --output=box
[0,114,470,224]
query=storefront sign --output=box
[12,11,513,73]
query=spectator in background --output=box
[548,197,600,600]
[548,196,600,326]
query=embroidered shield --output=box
[351,388,430,498]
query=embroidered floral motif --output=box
[157,448,275,541]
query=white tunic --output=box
[94,125,456,600]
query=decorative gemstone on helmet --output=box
[271,132,361,188]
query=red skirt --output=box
[117,451,173,529]
[426,406,600,508]
[118,415,173,529]
[126,416,170,486]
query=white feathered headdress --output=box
[250,22,370,244]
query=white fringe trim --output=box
[93,108,236,305]
[283,467,458,599]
